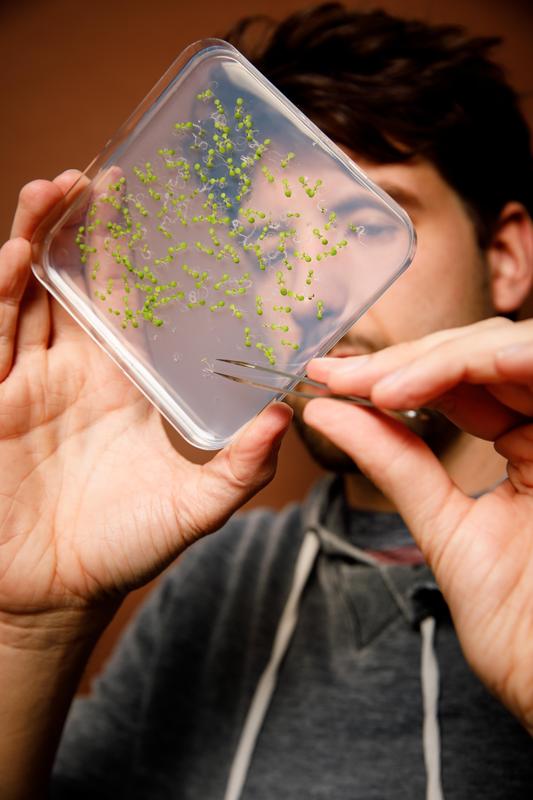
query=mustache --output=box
[326,332,387,358]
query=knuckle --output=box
[228,450,275,494]
[17,179,50,210]
[54,168,82,182]
[0,236,26,258]
[487,316,513,327]
[0,239,30,293]
[507,461,533,494]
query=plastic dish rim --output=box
[30,37,417,450]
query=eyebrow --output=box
[375,183,423,213]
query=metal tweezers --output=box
[214,358,431,421]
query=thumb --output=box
[303,399,472,566]
[196,402,293,532]
[227,401,293,489]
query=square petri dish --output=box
[32,38,416,449]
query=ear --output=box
[488,202,533,313]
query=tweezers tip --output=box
[216,357,243,366]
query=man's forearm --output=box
[0,607,115,800]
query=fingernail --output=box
[330,355,371,376]
[307,356,337,371]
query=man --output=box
[0,5,532,799]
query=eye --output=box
[259,228,295,262]
[358,222,398,242]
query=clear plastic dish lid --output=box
[32,39,416,449]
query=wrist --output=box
[0,602,119,652]
[0,605,117,800]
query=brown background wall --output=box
[0,0,531,692]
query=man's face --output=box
[289,156,496,471]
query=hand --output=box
[304,317,533,733]
[0,172,292,624]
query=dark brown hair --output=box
[224,3,533,246]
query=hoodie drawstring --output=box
[223,530,320,800]
[224,521,444,800]
[420,616,444,800]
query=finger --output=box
[486,381,533,418]
[431,384,523,441]
[310,317,526,440]
[494,338,533,383]
[49,170,117,343]
[51,167,142,346]
[186,403,293,540]
[308,317,509,392]
[303,398,472,570]
[11,173,76,241]
[81,167,132,322]
[0,238,32,379]
[17,171,86,351]
[322,319,531,414]
[16,276,51,353]
[53,169,86,198]
[494,421,533,494]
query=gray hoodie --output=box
[51,477,533,799]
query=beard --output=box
[287,331,461,473]
[290,396,460,473]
